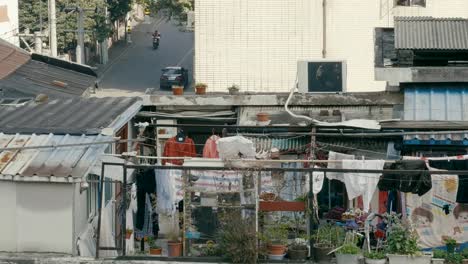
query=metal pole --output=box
[308,127,316,259]
[76,8,85,64]
[49,0,57,57]
[122,161,127,256]
[95,162,106,259]
[101,6,109,64]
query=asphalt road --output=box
[99,15,194,93]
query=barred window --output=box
[395,0,426,7]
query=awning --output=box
[404,132,468,146]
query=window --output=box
[87,174,99,219]
[395,0,426,7]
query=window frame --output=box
[395,0,426,7]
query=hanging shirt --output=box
[342,160,386,212]
[203,135,220,158]
[163,137,197,165]
[327,151,355,182]
[378,160,431,196]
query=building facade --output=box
[195,0,468,93]
[0,0,19,46]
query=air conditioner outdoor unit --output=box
[297,60,347,93]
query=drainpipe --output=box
[322,0,327,58]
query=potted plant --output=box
[227,84,240,95]
[444,237,458,254]
[288,236,309,261]
[446,253,463,264]
[386,219,431,264]
[432,250,446,264]
[262,221,289,260]
[365,251,387,264]
[461,249,468,264]
[172,85,184,95]
[217,210,258,263]
[195,83,207,94]
[167,228,182,257]
[125,228,133,239]
[313,224,345,263]
[147,236,162,255]
[335,243,362,264]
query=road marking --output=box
[176,47,194,66]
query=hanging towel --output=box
[217,136,256,160]
[342,160,386,212]
[312,169,325,194]
[327,151,355,182]
[203,135,220,158]
[429,159,468,204]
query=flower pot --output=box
[168,241,182,257]
[195,85,207,95]
[366,258,387,264]
[256,112,270,122]
[462,259,468,264]
[172,86,184,95]
[268,254,286,260]
[149,247,162,255]
[313,244,334,264]
[268,244,287,255]
[387,254,431,264]
[336,253,361,264]
[289,247,308,260]
[125,230,132,239]
[432,258,445,264]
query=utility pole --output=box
[49,0,58,57]
[76,8,85,64]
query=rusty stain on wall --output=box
[0,6,9,23]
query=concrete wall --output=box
[0,182,74,254]
[195,0,468,93]
[0,0,19,46]
[73,184,89,255]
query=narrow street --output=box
[98,15,194,94]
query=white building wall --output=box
[0,0,19,46]
[0,182,74,254]
[195,0,468,93]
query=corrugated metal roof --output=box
[0,39,30,79]
[395,17,468,50]
[247,136,310,152]
[0,97,142,135]
[404,83,468,121]
[1,59,95,98]
[0,133,111,181]
[403,132,468,145]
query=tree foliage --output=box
[107,0,132,22]
[18,0,117,53]
[155,0,193,22]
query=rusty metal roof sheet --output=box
[0,39,30,79]
[395,17,468,50]
[0,133,111,181]
[0,97,142,135]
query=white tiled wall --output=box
[195,0,468,93]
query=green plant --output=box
[147,236,160,249]
[217,210,258,264]
[446,253,463,264]
[461,248,468,259]
[364,251,386,259]
[313,223,345,248]
[445,237,458,247]
[201,240,222,257]
[433,249,447,259]
[337,243,360,255]
[196,83,207,88]
[261,218,289,245]
[167,227,180,242]
[386,220,420,255]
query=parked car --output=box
[160,66,188,90]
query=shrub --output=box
[365,251,386,259]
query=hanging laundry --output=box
[126,183,137,254]
[155,168,178,215]
[217,136,256,160]
[203,135,220,158]
[163,136,197,165]
[342,160,386,212]
[378,160,431,196]
[135,169,159,237]
[134,194,154,239]
[327,151,355,182]
[429,159,468,204]
[310,167,325,195]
